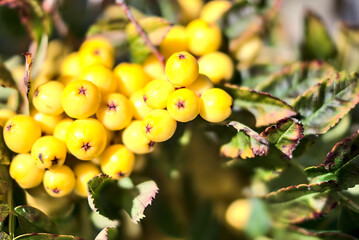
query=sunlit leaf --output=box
[13,233,82,240]
[226,84,297,127]
[255,61,335,103]
[336,23,359,72]
[261,118,304,159]
[221,121,269,159]
[268,190,338,223]
[293,71,359,135]
[94,227,118,240]
[300,10,337,61]
[14,205,58,234]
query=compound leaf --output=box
[293,71,359,135]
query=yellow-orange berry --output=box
[159,25,188,59]
[73,163,100,197]
[80,64,117,95]
[199,88,232,123]
[167,88,200,122]
[33,81,64,116]
[32,111,63,135]
[43,165,75,197]
[60,52,81,77]
[143,79,175,109]
[122,120,155,154]
[130,89,154,120]
[200,0,232,23]
[78,37,114,69]
[0,109,16,127]
[53,118,74,142]
[187,73,213,97]
[142,109,177,142]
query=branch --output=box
[116,0,165,68]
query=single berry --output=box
[80,64,117,95]
[122,120,155,154]
[78,37,114,69]
[130,89,154,120]
[143,79,175,109]
[167,88,200,122]
[73,163,100,197]
[187,73,213,97]
[43,165,75,197]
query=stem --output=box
[116,0,165,68]
[8,180,15,239]
[338,192,359,213]
[42,0,68,37]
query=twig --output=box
[116,0,165,68]
[42,0,68,37]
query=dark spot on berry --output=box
[6,124,12,131]
[93,49,100,55]
[81,142,91,151]
[178,54,186,60]
[176,100,185,109]
[52,188,60,194]
[107,101,117,111]
[51,156,59,165]
[78,86,87,95]
[148,141,155,148]
[38,153,43,163]
[45,168,49,171]
[117,171,125,177]
[143,94,147,102]
[145,124,152,133]
[35,89,39,97]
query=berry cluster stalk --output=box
[116,0,165,68]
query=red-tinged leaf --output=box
[94,227,118,240]
[293,71,359,135]
[336,23,359,72]
[13,233,83,240]
[0,203,9,222]
[278,226,358,240]
[221,121,269,159]
[268,190,338,224]
[0,232,10,240]
[261,118,304,159]
[266,181,337,203]
[255,61,335,103]
[225,84,298,127]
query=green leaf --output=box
[266,181,337,203]
[87,18,129,36]
[260,118,304,159]
[0,232,10,240]
[13,233,82,240]
[88,175,158,223]
[126,16,171,64]
[338,205,359,236]
[268,190,338,223]
[225,84,297,127]
[14,205,58,234]
[300,10,337,61]
[94,227,118,240]
[245,198,271,238]
[0,127,11,166]
[0,63,17,89]
[275,228,357,240]
[220,121,269,159]
[255,61,335,104]
[0,203,9,222]
[336,23,359,72]
[293,71,359,135]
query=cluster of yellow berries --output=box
[2,12,234,199]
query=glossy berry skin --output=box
[159,25,188,59]
[43,165,75,198]
[130,89,154,120]
[199,88,233,123]
[60,52,81,77]
[186,19,222,56]
[200,0,232,23]
[61,80,101,119]
[80,64,117,95]
[33,81,65,116]
[53,118,74,142]
[165,51,199,87]
[31,136,67,170]
[141,109,177,142]
[99,144,135,179]
[10,153,44,189]
[65,119,107,160]
[143,79,175,109]
[96,93,133,131]
[73,163,100,197]
[78,37,114,69]
[3,115,41,153]
[32,111,63,135]
[0,109,15,127]
[187,73,213,97]
[198,51,234,84]
[113,63,151,97]
[122,120,155,154]
[143,54,166,80]
[167,88,200,122]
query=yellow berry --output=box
[122,120,155,154]
[159,25,188,59]
[60,52,81,77]
[235,35,262,66]
[10,153,44,189]
[130,89,154,120]
[31,136,67,170]
[78,37,114,69]
[142,109,177,142]
[32,111,63,135]
[96,93,133,131]
[177,0,203,23]
[167,88,200,122]
[187,73,213,97]
[0,109,16,127]
[199,88,232,123]
[200,0,232,23]
[80,64,117,95]
[3,115,41,153]
[165,51,199,87]
[113,63,151,97]
[225,199,251,231]
[61,79,101,119]
[186,19,222,56]
[65,119,107,160]
[143,54,165,80]
[99,144,135,179]
[198,51,234,84]
[57,75,77,86]
[29,75,50,100]
[143,79,175,109]
[53,118,74,142]
[73,163,100,197]
[33,81,64,116]
[43,165,75,197]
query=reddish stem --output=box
[116,0,165,68]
